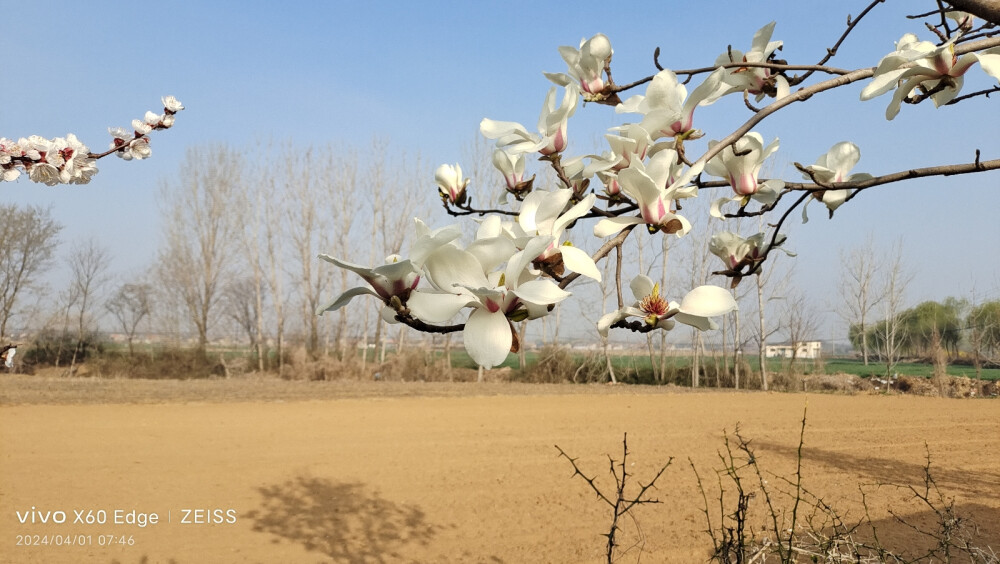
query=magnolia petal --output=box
[751,22,777,53]
[630,275,657,302]
[975,49,1000,81]
[710,196,733,219]
[552,193,595,236]
[885,75,924,120]
[666,158,706,191]
[655,318,678,331]
[380,305,400,324]
[514,279,571,306]
[466,236,517,274]
[316,286,379,315]
[618,164,659,205]
[824,142,861,175]
[424,247,490,293]
[687,67,728,108]
[774,75,790,100]
[679,285,738,318]
[673,312,718,331]
[542,71,573,87]
[594,216,643,238]
[318,254,376,282]
[506,236,554,283]
[753,180,783,206]
[616,93,646,114]
[597,310,627,337]
[820,188,849,211]
[464,309,512,369]
[559,244,601,282]
[517,191,545,232]
[409,222,462,266]
[480,118,530,140]
[665,212,693,237]
[931,74,964,107]
[374,259,418,281]
[406,290,472,323]
[477,215,504,239]
[860,67,913,101]
[536,189,573,228]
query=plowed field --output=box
[1,376,997,563]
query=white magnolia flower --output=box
[597,275,738,337]
[408,236,568,368]
[491,148,528,193]
[707,132,783,217]
[316,255,422,323]
[544,33,613,95]
[715,22,789,102]
[616,67,728,138]
[861,33,1000,120]
[560,154,616,197]
[481,84,579,156]
[800,141,873,218]
[604,123,654,171]
[709,231,792,273]
[594,152,703,237]
[435,163,469,204]
[515,189,601,281]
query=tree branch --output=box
[946,0,1000,26]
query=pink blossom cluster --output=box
[0,96,183,185]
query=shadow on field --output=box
[245,475,437,562]
[831,503,1000,557]
[754,440,1000,501]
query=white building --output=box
[764,341,823,359]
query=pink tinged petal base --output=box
[464,309,513,369]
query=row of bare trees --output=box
[0,141,433,373]
[148,141,428,370]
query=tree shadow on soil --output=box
[754,440,1000,501]
[862,503,1000,556]
[245,475,438,563]
[753,440,1000,555]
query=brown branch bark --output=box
[946,0,1000,26]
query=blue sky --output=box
[3,1,998,341]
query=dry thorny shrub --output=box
[694,410,998,563]
[562,408,997,564]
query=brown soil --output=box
[1,374,998,563]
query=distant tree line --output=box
[0,141,433,375]
[850,297,1000,375]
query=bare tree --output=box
[260,167,288,372]
[0,204,62,340]
[782,289,820,370]
[65,238,112,366]
[751,259,789,391]
[106,282,153,356]
[156,146,241,353]
[874,240,913,381]
[232,151,272,372]
[285,146,331,357]
[222,276,265,353]
[330,149,360,357]
[838,233,883,365]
